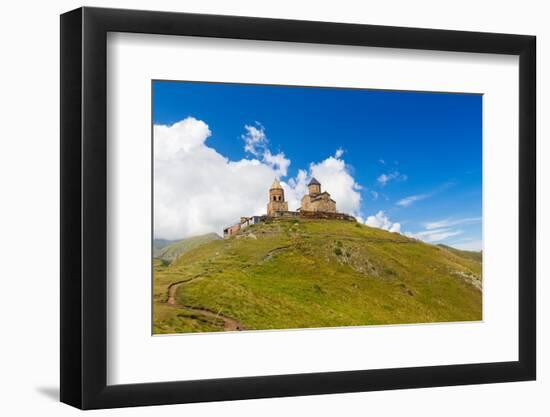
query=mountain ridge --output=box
[153,232,221,262]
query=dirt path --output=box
[262,245,292,262]
[166,276,245,331]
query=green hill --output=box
[153,218,482,334]
[437,244,482,263]
[153,238,179,251]
[154,233,221,263]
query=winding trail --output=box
[166,276,245,331]
[262,245,292,262]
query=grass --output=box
[153,219,482,334]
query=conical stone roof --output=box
[270,178,283,190]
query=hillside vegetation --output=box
[153,219,482,334]
[437,244,483,263]
[154,233,221,263]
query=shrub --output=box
[334,247,343,256]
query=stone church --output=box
[299,177,337,213]
[267,177,336,216]
[225,177,349,237]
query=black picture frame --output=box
[60,6,536,410]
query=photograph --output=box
[152,81,483,334]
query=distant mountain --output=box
[153,239,179,250]
[153,218,482,334]
[437,244,482,263]
[154,233,221,263]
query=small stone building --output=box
[300,177,337,213]
[240,216,262,230]
[223,222,241,237]
[267,179,288,216]
[224,216,263,237]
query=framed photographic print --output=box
[60,7,536,409]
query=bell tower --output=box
[267,179,288,216]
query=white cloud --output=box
[241,123,290,176]
[308,151,362,215]
[284,149,362,215]
[404,215,480,245]
[364,211,401,233]
[405,227,463,243]
[377,171,407,186]
[390,223,402,233]
[155,118,287,239]
[154,117,362,239]
[262,149,290,177]
[396,182,456,208]
[396,193,430,207]
[284,169,309,211]
[449,240,482,251]
[424,217,481,230]
[377,174,390,186]
[154,117,212,159]
[242,122,267,156]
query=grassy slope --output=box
[153,219,482,334]
[437,244,482,263]
[154,233,221,262]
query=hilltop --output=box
[153,218,482,334]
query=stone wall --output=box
[299,210,356,221]
[267,200,288,216]
[223,223,241,237]
[301,194,337,213]
[268,210,355,222]
[270,210,300,218]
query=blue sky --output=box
[153,80,482,250]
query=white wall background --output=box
[0,0,546,415]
